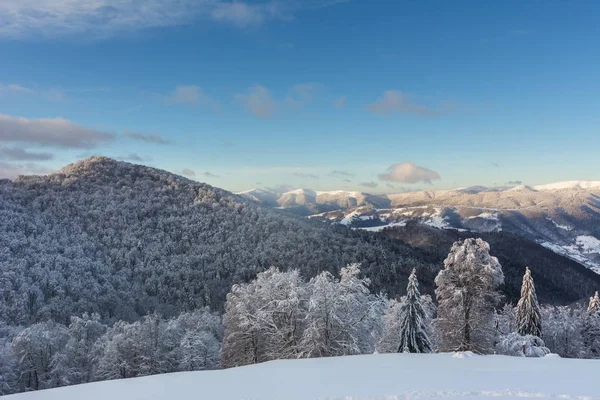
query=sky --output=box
[1,0,599,193]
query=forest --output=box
[2,237,599,395]
[1,159,599,395]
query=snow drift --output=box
[5,353,599,400]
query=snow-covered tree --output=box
[435,238,504,354]
[541,305,584,358]
[588,291,600,314]
[496,332,550,357]
[300,264,383,358]
[221,267,306,367]
[582,292,600,358]
[394,269,432,353]
[0,339,18,395]
[51,313,107,387]
[516,267,542,337]
[11,321,68,391]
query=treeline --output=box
[1,238,600,396]
[0,309,221,395]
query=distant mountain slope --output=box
[244,183,600,271]
[382,222,600,305]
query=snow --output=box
[547,218,573,231]
[358,222,407,232]
[7,353,600,400]
[540,241,600,274]
[575,235,600,254]
[467,212,499,221]
[533,180,600,191]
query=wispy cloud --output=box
[0,147,54,161]
[204,171,220,178]
[333,96,346,109]
[165,85,218,110]
[0,1,347,39]
[123,131,170,144]
[285,83,323,108]
[293,172,319,180]
[330,170,354,178]
[182,168,196,177]
[366,90,454,117]
[0,114,114,148]
[117,153,147,162]
[235,85,275,117]
[507,180,523,185]
[0,161,53,179]
[0,83,65,101]
[360,181,378,189]
[378,162,441,184]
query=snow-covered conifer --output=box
[516,268,542,337]
[397,269,432,353]
[435,238,504,354]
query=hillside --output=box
[5,353,599,400]
[0,157,428,327]
[1,158,598,333]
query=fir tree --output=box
[397,269,432,353]
[516,267,542,337]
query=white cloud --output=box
[366,90,454,117]
[235,85,275,117]
[378,162,441,184]
[0,114,115,148]
[0,1,348,39]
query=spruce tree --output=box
[516,267,542,337]
[397,269,432,353]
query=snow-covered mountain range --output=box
[238,182,600,273]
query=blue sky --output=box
[1,0,599,193]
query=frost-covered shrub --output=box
[496,332,550,357]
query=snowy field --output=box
[5,353,600,400]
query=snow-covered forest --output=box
[1,159,600,396]
[2,235,600,395]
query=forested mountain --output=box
[0,157,597,332]
[0,157,430,329]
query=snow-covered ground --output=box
[6,353,600,400]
